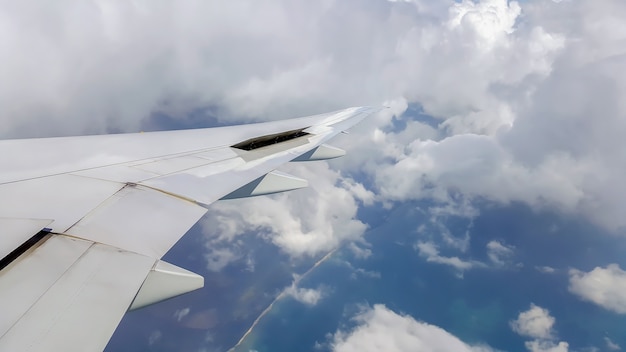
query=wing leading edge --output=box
[0,106,379,351]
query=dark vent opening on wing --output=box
[231,128,310,151]
[0,229,50,271]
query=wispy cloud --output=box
[415,241,486,272]
[486,240,515,267]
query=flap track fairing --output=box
[129,260,204,310]
[292,144,346,162]
[220,170,308,200]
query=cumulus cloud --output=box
[284,282,325,306]
[372,133,592,216]
[333,0,626,232]
[331,304,494,352]
[201,162,368,259]
[511,304,569,352]
[569,264,626,314]
[510,304,556,340]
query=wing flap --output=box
[0,235,92,338]
[0,236,155,352]
[0,175,124,233]
[0,218,52,261]
[65,184,207,258]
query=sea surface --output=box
[107,202,626,352]
[233,203,626,352]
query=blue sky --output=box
[3,0,626,351]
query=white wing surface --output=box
[0,107,378,351]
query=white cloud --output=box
[331,304,494,352]
[510,304,556,340]
[486,240,515,266]
[0,0,562,140]
[173,307,190,322]
[148,330,162,346]
[511,304,569,352]
[341,259,382,280]
[414,225,519,275]
[352,268,382,280]
[330,0,626,232]
[201,162,368,259]
[204,247,241,272]
[341,178,376,206]
[284,279,326,306]
[448,0,521,42]
[437,224,471,252]
[373,134,590,215]
[569,264,626,314]
[605,337,621,351]
[536,266,557,274]
[415,241,485,272]
[285,286,324,306]
[347,242,373,260]
[525,340,569,352]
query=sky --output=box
[2,0,626,351]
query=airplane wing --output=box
[0,106,378,352]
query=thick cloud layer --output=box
[335,0,626,232]
[3,0,625,254]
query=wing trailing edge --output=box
[0,218,52,268]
